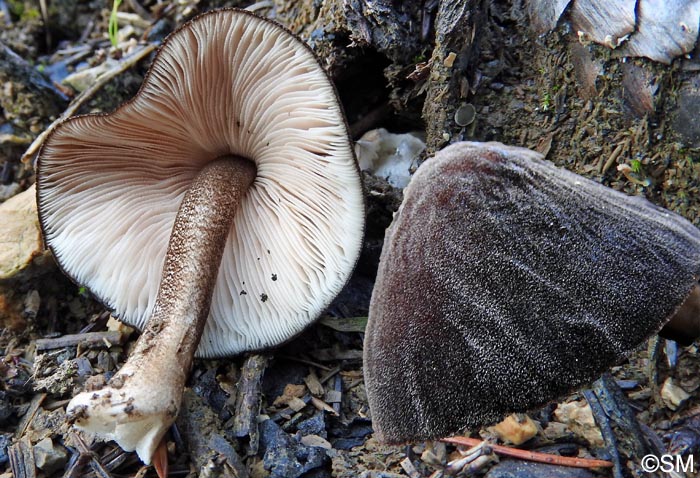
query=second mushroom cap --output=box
[364,141,700,444]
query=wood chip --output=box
[303,370,324,397]
[17,394,46,439]
[310,397,338,416]
[34,331,125,352]
[324,390,342,404]
[287,397,307,412]
[300,434,332,449]
[8,436,36,478]
[231,354,269,455]
[318,316,368,333]
[400,457,421,478]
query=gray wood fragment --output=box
[422,0,486,154]
[618,0,700,63]
[526,0,572,33]
[34,331,125,351]
[621,62,659,117]
[9,436,37,478]
[231,354,269,455]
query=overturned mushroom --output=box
[37,9,364,462]
[364,141,700,443]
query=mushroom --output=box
[36,9,364,463]
[363,141,700,443]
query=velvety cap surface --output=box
[37,9,364,357]
[364,141,700,443]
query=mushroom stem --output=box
[66,156,256,463]
[659,283,700,345]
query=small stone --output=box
[0,185,46,280]
[260,419,328,478]
[297,411,326,437]
[33,437,68,474]
[490,413,538,445]
[661,377,691,411]
[553,400,604,448]
[96,350,113,372]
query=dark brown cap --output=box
[364,141,700,443]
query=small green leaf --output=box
[630,159,642,173]
[109,0,123,47]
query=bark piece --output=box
[0,186,46,281]
[0,42,67,128]
[343,0,422,63]
[570,0,636,48]
[526,0,572,34]
[672,74,700,147]
[621,62,659,117]
[568,41,602,99]
[232,354,269,455]
[618,0,700,63]
[422,0,486,155]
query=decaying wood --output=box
[343,0,422,64]
[526,0,571,33]
[9,436,37,478]
[569,0,636,48]
[528,0,700,63]
[582,389,624,478]
[617,0,700,63]
[587,374,666,476]
[422,0,486,155]
[16,393,46,439]
[33,331,125,352]
[231,354,269,454]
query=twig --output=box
[445,441,490,474]
[21,43,157,166]
[34,331,125,351]
[39,0,51,50]
[73,433,113,478]
[583,389,624,478]
[17,393,46,438]
[278,354,333,372]
[319,366,341,384]
[231,354,269,454]
[441,437,613,469]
